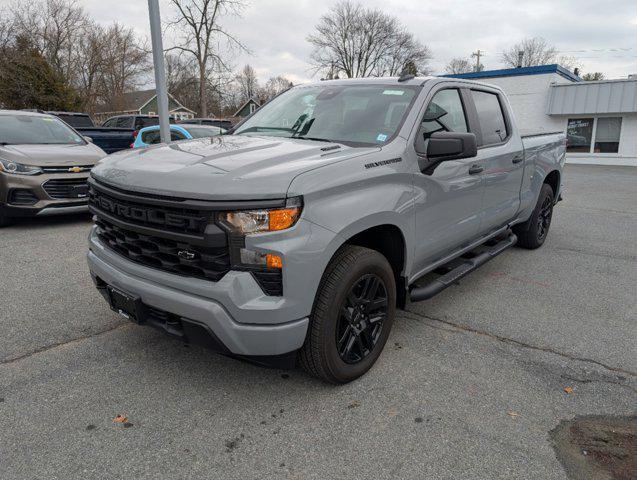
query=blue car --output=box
[133,124,226,148]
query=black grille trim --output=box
[252,270,283,296]
[43,178,89,199]
[89,187,214,239]
[95,218,231,282]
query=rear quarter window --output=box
[471,90,508,146]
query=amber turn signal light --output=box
[266,253,283,269]
[268,208,301,232]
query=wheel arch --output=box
[325,221,409,309]
[544,169,561,198]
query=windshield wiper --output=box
[292,136,335,143]
[235,126,293,134]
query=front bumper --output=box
[87,229,309,359]
[0,171,90,217]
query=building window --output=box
[594,117,622,153]
[567,117,622,154]
[566,118,594,153]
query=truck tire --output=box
[513,183,554,249]
[298,245,396,384]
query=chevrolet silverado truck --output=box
[87,76,565,383]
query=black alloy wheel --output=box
[537,194,553,242]
[298,245,396,384]
[336,274,388,364]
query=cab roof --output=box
[301,76,436,88]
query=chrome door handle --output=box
[468,165,484,175]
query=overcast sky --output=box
[18,0,637,82]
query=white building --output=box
[446,65,637,167]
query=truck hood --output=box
[0,143,106,166]
[91,135,379,200]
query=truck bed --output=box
[76,127,135,154]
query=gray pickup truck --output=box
[87,76,565,383]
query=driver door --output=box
[411,87,485,273]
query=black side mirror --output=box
[423,131,477,162]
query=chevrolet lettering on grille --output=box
[95,194,206,231]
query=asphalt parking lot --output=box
[1,164,635,479]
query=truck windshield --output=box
[234,84,419,147]
[0,114,85,145]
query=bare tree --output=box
[235,64,259,102]
[501,37,557,67]
[445,57,473,74]
[167,0,249,117]
[75,23,107,112]
[11,0,88,83]
[501,37,582,72]
[376,30,432,76]
[259,76,293,102]
[97,23,150,111]
[307,1,432,78]
[555,55,581,72]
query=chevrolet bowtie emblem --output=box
[69,166,83,173]
[178,250,198,261]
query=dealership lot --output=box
[1,164,635,479]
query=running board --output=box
[409,233,517,302]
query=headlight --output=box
[220,197,303,235]
[0,158,43,175]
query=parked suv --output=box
[87,77,564,383]
[0,110,107,226]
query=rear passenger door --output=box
[468,88,524,234]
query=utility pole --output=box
[471,49,484,72]
[148,0,170,144]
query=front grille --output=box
[89,186,211,236]
[8,189,38,205]
[95,218,231,282]
[90,180,284,295]
[43,178,89,199]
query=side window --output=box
[171,131,186,141]
[141,130,161,144]
[471,90,508,146]
[420,89,468,142]
[115,117,132,128]
[103,118,115,127]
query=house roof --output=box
[442,64,582,83]
[95,89,196,114]
[122,89,157,110]
[233,97,260,117]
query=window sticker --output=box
[376,133,388,142]
[383,90,405,96]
